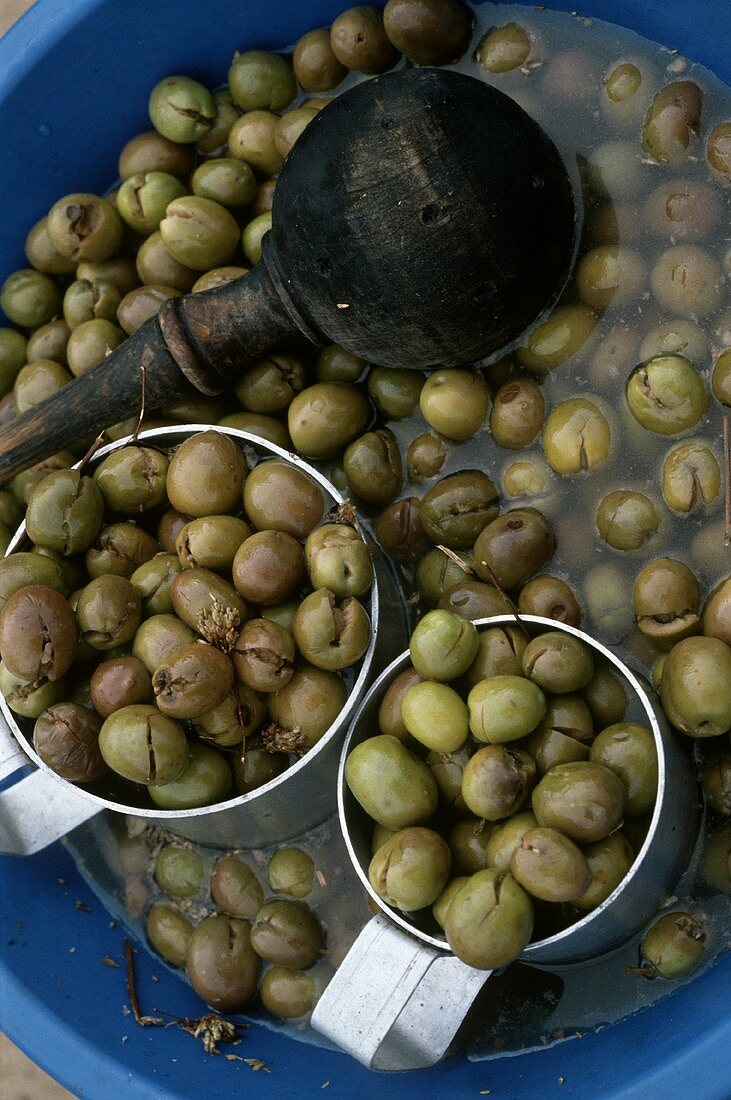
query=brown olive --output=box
[330,6,400,74]
[343,429,403,506]
[518,575,582,626]
[76,575,142,650]
[89,656,152,716]
[243,461,325,539]
[377,666,422,741]
[186,915,260,1011]
[467,626,527,685]
[232,531,305,606]
[633,557,701,649]
[151,641,234,720]
[532,761,626,843]
[132,613,196,674]
[438,579,507,621]
[250,900,325,969]
[232,618,295,692]
[85,522,158,579]
[232,735,289,794]
[269,663,346,748]
[374,498,428,558]
[33,702,105,782]
[384,0,473,65]
[407,433,447,482]
[490,378,545,450]
[210,854,265,920]
[461,745,536,821]
[420,471,499,550]
[170,567,248,645]
[0,584,77,681]
[158,509,190,553]
[702,752,731,815]
[293,27,347,92]
[473,508,555,591]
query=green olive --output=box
[596,490,659,550]
[642,81,702,163]
[25,469,104,554]
[148,75,215,143]
[633,557,701,648]
[419,369,489,441]
[154,844,205,898]
[268,848,315,899]
[639,911,706,979]
[626,355,708,436]
[304,523,373,600]
[99,704,188,785]
[532,761,626,842]
[517,305,596,373]
[461,744,536,821]
[468,675,546,743]
[344,734,438,829]
[409,609,479,681]
[543,398,611,474]
[659,636,731,737]
[287,383,370,460]
[228,110,284,177]
[590,722,658,816]
[369,827,451,911]
[510,826,591,902]
[444,868,534,970]
[485,811,538,872]
[343,428,403,506]
[367,366,423,420]
[575,833,635,911]
[661,441,721,513]
[401,680,469,752]
[149,742,233,808]
[292,589,370,671]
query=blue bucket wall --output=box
[1,2,730,1097]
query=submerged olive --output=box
[642,81,702,163]
[543,398,611,475]
[650,245,722,319]
[490,378,545,450]
[420,369,489,441]
[659,636,731,737]
[633,557,701,648]
[268,848,315,899]
[532,761,626,843]
[345,733,438,829]
[444,868,534,970]
[186,915,260,1011]
[146,905,193,968]
[420,471,499,550]
[250,900,325,969]
[640,911,706,979]
[99,704,188,785]
[596,490,659,551]
[661,441,721,514]
[33,702,104,782]
[0,585,77,681]
[518,575,582,626]
[461,744,536,821]
[473,508,555,591]
[211,854,265,919]
[476,22,530,72]
[626,356,708,436]
[369,827,451,911]
[517,305,595,373]
[154,845,205,898]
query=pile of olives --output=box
[0,429,373,809]
[346,610,658,970]
[146,840,325,1018]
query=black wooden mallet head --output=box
[0,67,576,481]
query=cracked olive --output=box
[174,516,250,576]
[420,471,499,550]
[417,547,474,606]
[596,490,659,551]
[116,173,186,238]
[76,576,142,650]
[661,441,721,513]
[232,735,288,794]
[294,27,347,92]
[25,470,104,555]
[522,631,594,694]
[374,497,427,558]
[490,378,545,450]
[218,412,290,450]
[167,431,247,517]
[288,383,370,460]
[543,398,611,475]
[409,609,478,681]
[640,911,706,979]
[438,579,507,622]
[518,575,582,626]
[468,675,546,744]
[367,367,423,421]
[651,245,722,318]
[511,826,591,903]
[378,666,422,741]
[135,231,197,292]
[228,110,284,177]
[235,353,306,415]
[330,6,399,74]
[132,613,195,673]
[211,854,265,919]
[702,752,731,815]
[447,817,492,874]
[90,656,153,716]
[130,554,182,616]
[590,722,657,817]
[369,827,451,911]
[268,848,315,899]
[170,567,247,643]
[158,509,190,554]
[99,704,188,784]
[427,743,471,810]
[293,589,370,671]
[148,75,215,143]
[0,328,27,396]
[233,618,294,692]
[194,686,265,747]
[304,523,372,600]
[644,179,722,242]
[46,194,122,263]
[269,663,346,748]
[485,811,537,872]
[626,355,708,436]
[640,320,709,367]
[474,508,555,591]
[712,350,731,408]
[461,744,536,821]
[244,461,324,539]
[77,257,138,296]
[402,680,468,753]
[154,845,205,898]
[343,428,403,506]
[642,81,702,163]
[33,702,104,782]
[517,305,596,373]
[186,914,260,1011]
[633,557,701,648]
[11,452,74,507]
[384,0,472,64]
[160,196,239,271]
[660,636,731,737]
[445,868,533,970]
[232,531,305,606]
[532,761,625,842]
[0,553,67,614]
[63,277,120,330]
[192,267,248,293]
[152,642,234,719]
[0,663,68,719]
[345,733,438,829]
[251,899,325,969]
[196,87,241,156]
[1,269,61,328]
[260,967,317,1020]
[94,446,169,514]
[476,22,530,72]
[0,585,77,681]
[707,121,731,180]
[146,904,193,968]
[576,832,634,911]
[149,741,232,808]
[467,627,527,685]
[576,246,646,311]
[407,433,447,482]
[420,369,489,441]
[527,694,594,773]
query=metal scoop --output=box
[0,425,409,856]
[311,615,698,1071]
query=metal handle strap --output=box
[311,913,489,1071]
[0,708,28,782]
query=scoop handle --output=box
[310,913,488,1070]
[0,256,301,485]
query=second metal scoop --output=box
[311,615,698,1071]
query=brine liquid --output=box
[67,1,730,1064]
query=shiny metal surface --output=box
[0,425,410,853]
[312,615,699,1069]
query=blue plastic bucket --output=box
[1,2,730,1097]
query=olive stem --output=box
[123,939,164,1027]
